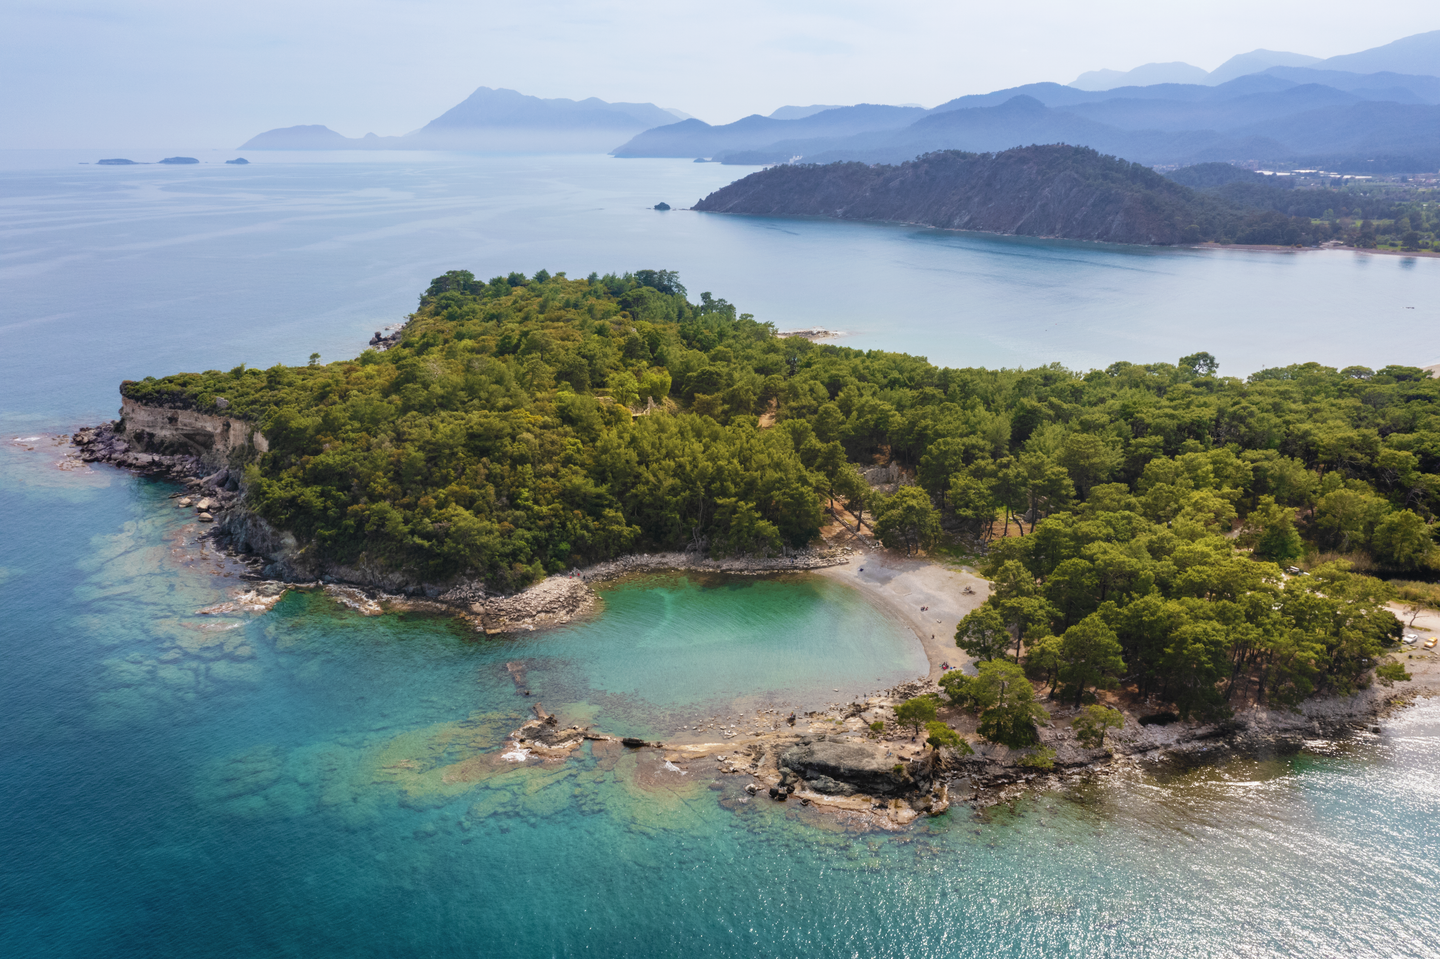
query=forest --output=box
[121,269,1436,710]
[1169,162,1440,251]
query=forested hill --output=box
[119,268,1440,711]
[693,145,1323,246]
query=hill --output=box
[691,145,1332,247]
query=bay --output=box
[3,150,1440,958]
[3,150,1439,432]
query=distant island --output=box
[240,87,687,153]
[692,145,1342,247]
[225,158,249,165]
[159,157,199,164]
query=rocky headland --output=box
[63,394,1440,831]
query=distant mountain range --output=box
[240,87,685,152]
[614,30,1440,173]
[239,29,1440,171]
[1071,29,1440,90]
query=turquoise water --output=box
[4,151,1440,957]
[3,447,1438,957]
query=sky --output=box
[3,0,1438,149]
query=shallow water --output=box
[4,151,1440,957]
[3,444,1440,958]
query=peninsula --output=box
[692,145,1328,246]
[75,267,1440,806]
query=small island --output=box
[225,158,250,165]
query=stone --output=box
[197,512,214,522]
[780,738,910,797]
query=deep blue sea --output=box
[3,150,1440,958]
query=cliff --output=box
[692,145,1206,245]
[116,395,269,463]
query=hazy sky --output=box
[3,0,1437,148]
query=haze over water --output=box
[3,150,1440,957]
[3,150,1439,431]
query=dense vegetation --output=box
[122,268,1437,711]
[695,146,1349,247]
[1168,163,1440,250]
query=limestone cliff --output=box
[116,395,269,466]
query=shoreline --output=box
[44,424,1440,828]
[811,550,990,681]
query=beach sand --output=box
[816,551,991,681]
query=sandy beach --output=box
[815,549,991,680]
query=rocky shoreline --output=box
[69,418,862,635]
[62,418,1440,830]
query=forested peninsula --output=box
[693,145,1342,246]
[109,268,1440,714]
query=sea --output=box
[2,149,1439,958]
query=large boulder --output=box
[780,738,911,797]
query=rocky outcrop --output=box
[448,576,597,634]
[780,737,919,797]
[368,327,404,351]
[575,547,856,582]
[73,422,205,479]
[693,144,1203,246]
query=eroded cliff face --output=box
[692,145,1198,245]
[117,396,269,467]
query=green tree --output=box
[1058,613,1126,706]
[894,695,939,738]
[1373,510,1433,570]
[947,659,1050,748]
[954,605,1012,662]
[872,486,941,555]
[924,721,965,752]
[1071,704,1123,748]
[1245,495,1303,563]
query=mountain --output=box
[1072,62,1210,91]
[609,104,926,158]
[1068,29,1440,93]
[768,105,846,120]
[1259,67,1440,102]
[241,87,687,152]
[1204,50,1322,85]
[1317,29,1440,76]
[691,144,1322,247]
